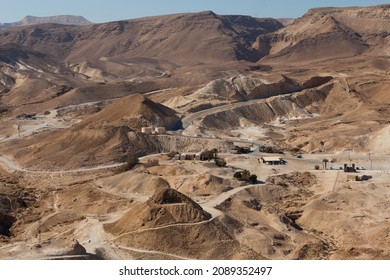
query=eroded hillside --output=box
[0,5,390,260]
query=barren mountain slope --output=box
[0,12,282,65]
[106,188,211,234]
[217,172,390,260]
[0,95,181,169]
[261,12,369,63]
[0,15,92,28]
[1,5,390,261]
[0,171,36,238]
[77,93,181,130]
[0,44,91,114]
[252,5,390,65]
[0,12,284,114]
[308,5,390,39]
[106,188,261,260]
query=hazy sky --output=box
[0,0,387,23]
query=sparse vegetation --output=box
[1,5,390,261]
[243,198,261,211]
[259,145,283,154]
[167,151,178,159]
[115,156,139,173]
[233,169,257,183]
[214,158,227,167]
[233,146,252,154]
[322,159,329,170]
[201,148,218,161]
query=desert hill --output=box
[307,5,390,37]
[0,12,282,65]
[261,12,368,62]
[0,170,36,237]
[106,188,211,234]
[256,5,390,63]
[0,11,283,117]
[105,188,262,259]
[77,93,181,130]
[1,7,388,116]
[0,43,89,113]
[1,5,390,260]
[2,94,181,169]
[0,15,92,29]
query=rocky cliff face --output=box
[0,12,282,64]
[251,5,390,63]
[200,85,331,130]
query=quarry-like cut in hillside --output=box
[193,83,333,131]
[180,75,333,128]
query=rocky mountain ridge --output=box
[0,15,92,28]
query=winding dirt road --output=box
[0,155,124,173]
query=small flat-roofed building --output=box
[173,154,180,161]
[141,127,154,134]
[261,157,286,165]
[155,127,166,134]
[180,153,196,160]
[195,152,202,161]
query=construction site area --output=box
[1,127,389,260]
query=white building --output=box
[141,127,154,134]
[155,127,166,134]
[261,157,286,165]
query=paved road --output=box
[116,245,193,260]
[182,99,271,128]
[0,155,123,174]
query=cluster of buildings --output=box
[141,126,166,135]
[173,152,203,161]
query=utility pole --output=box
[17,122,21,137]
[37,218,42,248]
[368,150,373,170]
[348,149,352,167]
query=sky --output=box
[0,0,387,23]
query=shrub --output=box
[167,151,178,159]
[322,159,329,170]
[233,146,251,154]
[259,146,283,154]
[240,170,251,181]
[314,165,320,170]
[201,149,217,161]
[114,156,140,173]
[234,171,242,180]
[214,158,226,167]
[234,169,257,184]
[248,174,258,184]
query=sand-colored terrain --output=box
[1,5,390,259]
